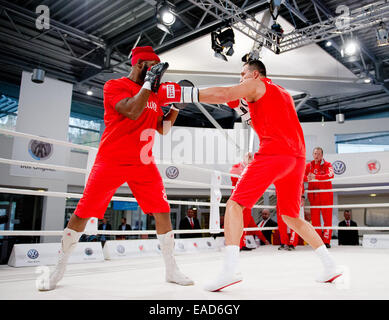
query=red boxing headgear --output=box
[130,46,160,66]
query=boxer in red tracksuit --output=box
[230,154,268,250]
[37,46,193,291]
[304,147,334,248]
[157,59,344,290]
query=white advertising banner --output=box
[8,242,104,267]
[103,237,220,260]
[10,71,73,179]
[362,234,389,249]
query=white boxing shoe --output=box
[204,272,243,292]
[36,256,67,291]
[316,266,345,283]
[166,267,194,286]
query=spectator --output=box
[116,217,131,240]
[338,209,359,246]
[304,147,335,248]
[98,217,112,245]
[179,208,201,238]
[257,209,277,245]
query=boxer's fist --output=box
[144,62,169,92]
[228,99,251,125]
[172,80,195,110]
[158,81,199,106]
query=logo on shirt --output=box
[145,101,157,112]
[367,160,380,174]
[166,85,175,99]
[332,160,346,175]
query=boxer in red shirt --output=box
[157,59,344,291]
[37,46,193,291]
[304,147,334,248]
[230,152,269,250]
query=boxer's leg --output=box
[276,157,342,283]
[321,193,333,245]
[128,163,194,286]
[37,162,124,291]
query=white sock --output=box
[222,245,240,274]
[315,244,336,271]
[61,228,82,253]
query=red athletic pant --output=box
[277,209,299,247]
[239,208,267,248]
[308,192,333,244]
[231,155,305,219]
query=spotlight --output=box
[31,68,45,84]
[211,27,235,61]
[325,40,333,47]
[370,193,377,197]
[86,88,93,96]
[336,113,345,124]
[376,22,389,46]
[341,39,360,62]
[156,1,176,34]
[364,77,372,84]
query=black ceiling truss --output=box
[0,0,388,126]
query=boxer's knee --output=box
[226,199,244,213]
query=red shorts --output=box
[231,154,305,218]
[74,161,170,219]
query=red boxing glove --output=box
[158,82,199,106]
[226,100,240,108]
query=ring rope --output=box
[1,226,389,237]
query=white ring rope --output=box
[0,128,94,152]
[1,226,388,237]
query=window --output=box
[0,94,18,130]
[336,132,389,154]
[68,114,103,148]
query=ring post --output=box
[83,148,98,236]
[210,170,222,234]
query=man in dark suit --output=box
[98,217,112,245]
[116,217,132,240]
[257,209,277,245]
[179,208,201,238]
[338,209,359,245]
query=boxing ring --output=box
[0,128,389,300]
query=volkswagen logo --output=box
[178,243,184,250]
[27,249,39,260]
[116,245,125,254]
[332,160,346,175]
[206,241,212,247]
[370,238,378,244]
[84,248,93,256]
[166,166,179,179]
[28,139,53,161]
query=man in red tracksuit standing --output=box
[304,147,334,248]
[230,152,269,251]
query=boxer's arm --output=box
[199,79,265,104]
[115,89,151,120]
[156,107,179,135]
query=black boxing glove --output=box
[142,62,169,93]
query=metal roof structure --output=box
[0,0,388,126]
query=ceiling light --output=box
[31,68,45,84]
[370,193,377,197]
[211,27,235,62]
[341,39,360,62]
[344,41,358,56]
[364,77,372,84]
[86,89,93,96]
[325,40,332,47]
[376,22,389,47]
[156,1,176,34]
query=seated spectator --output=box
[257,209,277,245]
[116,217,131,240]
[338,209,359,245]
[98,217,112,245]
[179,208,201,238]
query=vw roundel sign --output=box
[332,160,346,175]
[27,249,39,260]
[166,166,179,179]
[28,139,53,161]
